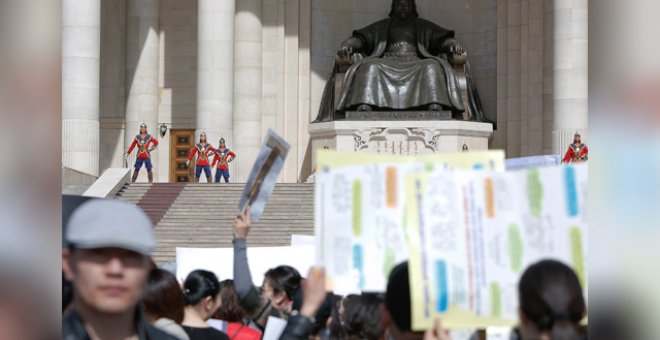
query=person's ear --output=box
[518,307,528,325]
[275,291,287,306]
[380,304,392,328]
[204,296,214,312]
[62,249,75,281]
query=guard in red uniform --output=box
[211,137,236,183]
[124,123,159,182]
[562,132,588,164]
[186,132,216,183]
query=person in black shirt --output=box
[181,270,229,340]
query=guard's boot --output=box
[194,177,199,183]
[147,171,153,183]
[207,176,212,183]
[131,171,139,182]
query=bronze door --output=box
[169,129,194,182]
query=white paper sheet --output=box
[262,316,287,340]
[290,234,315,246]
[176,245,315,285]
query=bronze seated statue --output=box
[313,0,493,125]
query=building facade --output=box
[62,0,587,183]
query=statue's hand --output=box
[448,44,468,65]
[450,44,466,56]
[336,45,354,65]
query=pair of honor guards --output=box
[123,124,236,183]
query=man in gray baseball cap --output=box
[62,199,177,340]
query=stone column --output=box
[233,0,263,182]
[62,0,101,176]
[551,0,588,154]
[125,0,160,181]
[197,0,235,152]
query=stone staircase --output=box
[115,183,315,264]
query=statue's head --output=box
[389,0,418,20]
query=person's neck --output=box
[74,299,138,340]
[182,305,209,328]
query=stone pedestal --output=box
[309,119,493,167]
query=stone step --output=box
[116,182,314,263]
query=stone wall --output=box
[493,0,548,157]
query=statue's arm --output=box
[336,36,365,66]
[337,36,364,58]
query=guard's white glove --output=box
[123,153,129,159]
[185,160,190,167]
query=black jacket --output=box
[278,314,315,340]
[62,307,180,340]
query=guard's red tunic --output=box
[562,143,588,163]
[212,148,236,170]
[188,143,216,166]
[127,134,158,159]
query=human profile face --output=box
[574,135,581,144]
[62,247,149,314]
[393,0,414,20]
[200,135,206,143]
[199,293,222,320]
[262,278,289,311]
[140,126,147,134]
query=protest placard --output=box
[239,129,290,221]
[406,164,588,330]
[314,150,506,294]
[314,150,587,329]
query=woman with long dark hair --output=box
[181,270,229,340]
[516,259,587,340]
[143,268,189,340]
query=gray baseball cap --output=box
[65,199,156,256]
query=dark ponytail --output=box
[182,270,220,306]
[518,259,586,340]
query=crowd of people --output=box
[62,199,586,340]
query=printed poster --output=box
[406,164,588,330]
[314,150,506,294]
